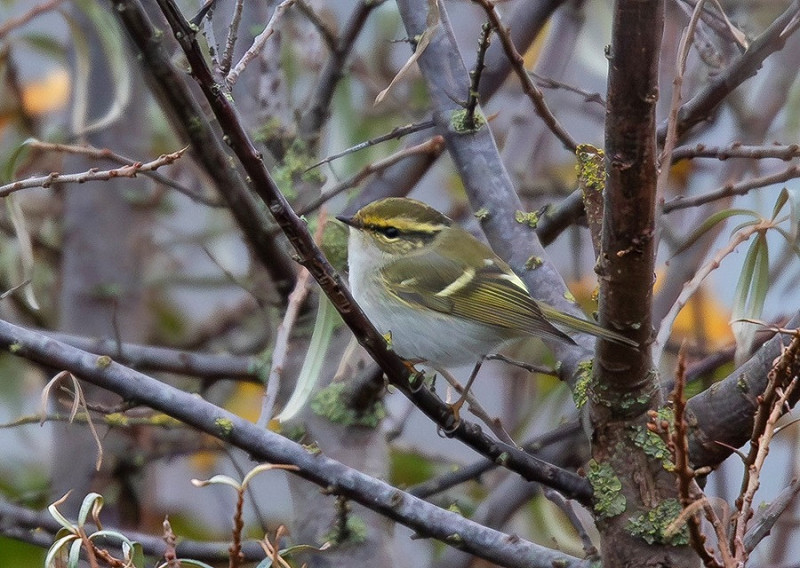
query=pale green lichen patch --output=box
[737,376,749,393]
[575,144,606,192]
[573,360,593,409]
[96,355,112,368]
[514,209,540,228]
[450,108,485,133]
[629,426,674,471]
[525,256,543,270]
[214,417,234,437]
[311,383,386,428]
[627,499,689,546]
[587,459,626,519]
[473,207,490,220]
[323,515,367,545]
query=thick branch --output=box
[597,0,661,396]
[686,313,800,468]
[0,319,584,568]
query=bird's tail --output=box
[538,303,639,348]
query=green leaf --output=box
[191,474,242,490]
[67,538,83,568]
[732,234,770,353]
[77,492,103,528]
[47,499,76,532]
[771,187,790,220]
[732,235,762,319]
[2,139,34,183]
[44,534,75,567]
[276,295,340,423]
[124,541,145,568]
[673,208,759,256]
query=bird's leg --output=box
[446,357,485,423]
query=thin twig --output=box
[471,0,578,152]
[256,268,310,428]
[662,164,800,213]
[294,0,337,52]
[671,142,800,162]
[734,375,799,561]
[529,71,605,106]
[305,119,435,172]
[462,22,492,131]
[542,488,599,560]
[658,0,708,195]
[436,367,518,447]
[0,148,187,198]
[220,0,245,75]
[28,140,222,206]
[226,0,296,88]
[293,135,445,219]
[670,345,722,566]
[744,478,800,552]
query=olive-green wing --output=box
[380,249,573,344]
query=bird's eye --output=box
[380,226,400,239]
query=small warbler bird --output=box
[337,198,636,368]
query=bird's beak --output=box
[336,214,357,228]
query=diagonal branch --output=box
[110,0,593,504]
[0,319,584,568]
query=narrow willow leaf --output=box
[672,208,759,256]
[750,235,770,320]
[771,187,790,221]
[77,492,103,528]
[191,474,241,490]
[275,295,340,423]
[732,234,769,361]
[68,538,83,568]
[2,139,34,183]
[6,195,40,310]
[47,495,76,531]
[44,534,76,568]
[732,235,761,320]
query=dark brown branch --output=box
[118,0,592,504]
[597,0,662,395]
